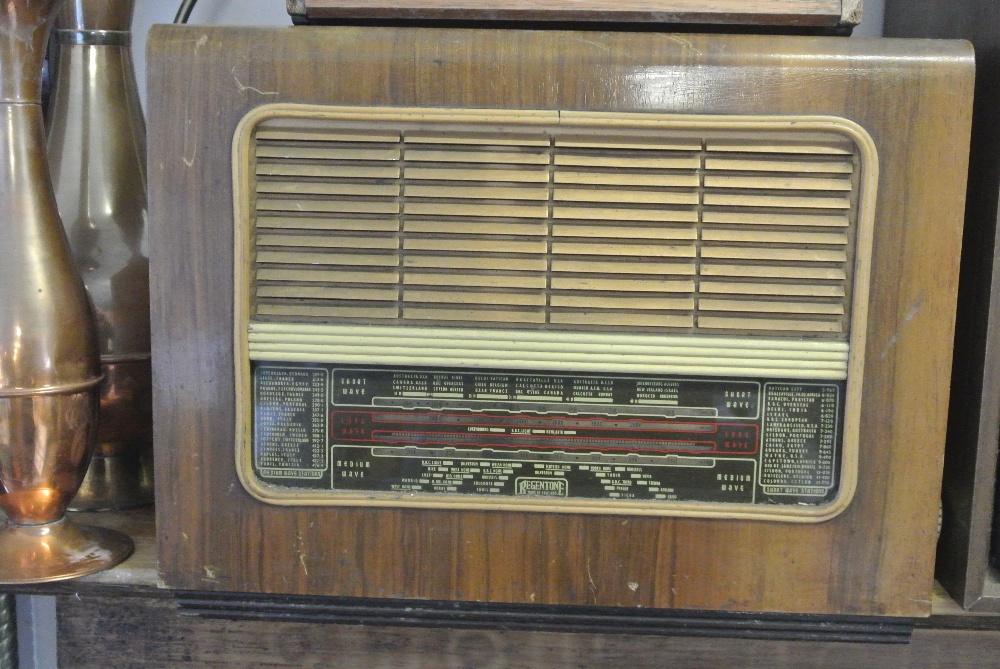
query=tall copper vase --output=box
[0,0,132,584]
[47,0,152,511]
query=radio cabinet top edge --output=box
[286,0,862,28]
[148,26,973,618]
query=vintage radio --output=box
[148,26,973,622]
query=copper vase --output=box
[46,0,152,511]
[0,0,132,584]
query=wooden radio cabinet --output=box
[147,25,972,619]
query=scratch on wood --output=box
[182,117,197,167]
[586,559,598,600]
[666,34,703,56]
[878,294,924,360]
[579,37,611,53]
[231,65,279,97]
[297,533,309,576]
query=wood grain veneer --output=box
[884,0,1000,613]
[147,26,973,617]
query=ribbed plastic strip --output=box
[247,323,848,379]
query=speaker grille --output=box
[247,112,862,339]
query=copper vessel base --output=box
[0,517,133,584]
[69,451,154,512]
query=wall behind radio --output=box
[131,0,886,112]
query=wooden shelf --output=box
[3,508,161,598]
[8,510,1000,668]
[6,507,1000,633]
[52,596,1000,669]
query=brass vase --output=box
[0,0,133,584]
[47,0,152,511]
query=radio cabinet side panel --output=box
[884,0,1000,611]
[147,27,973,616]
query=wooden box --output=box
[286,0,864,28]
[147,26,972,618]
[884,0,1000,611]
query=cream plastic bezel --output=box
[232,103,878,523]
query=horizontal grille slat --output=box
[698,316,844,333]
[256,164,401,179]
[699,299,845,315]
[405,149,549,164]
[257,286,397,301]
[255,181,400,197]
[701,229,848,245]
[402,307,547,324]
[552,260,696,275]
[256,251,399,267]
[550,295,695,310]
[405,132,550,147]
[555,136,703,151]
[550,312,695,328]
[403,256,548,271]
[700,264,846,281]
[553,207,699,223]
[405,185,549,201]
[402,273,545,289]
[703,157,853,173]
[403,220,546,235]
[702,211,849,227]
[703,175,852,191]
[257,304,400,319]
[405,167,549,183]
[257,234,397,250]
[551,278,696,293]
[702,193,851,209]
[554,154,700,169]
[700,281,846,298]
[705,140,853,154]
[255,146,401,161]
[553,224,697,240]
[255,130,399,143]
[257,268,399,283]
[246,114,866,339]
[402,290,547,307]
[256,216,399,232]
[403,238,547,254]
[552,242,697,257]
[700,247,848,262]
[402,202,548,218]
[553,188,700,206]
[256,199,399,215]
[554,172,700,187]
